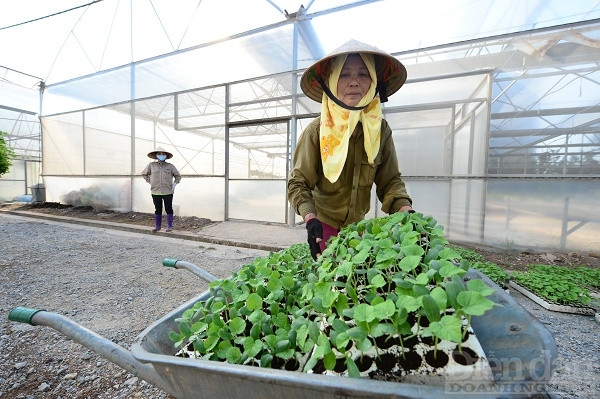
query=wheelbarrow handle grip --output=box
[162,258,217,283]
[8,306,44,325]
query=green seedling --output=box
[512,267,595,307]
[170,213,499,376]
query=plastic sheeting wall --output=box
[39,22,600,252]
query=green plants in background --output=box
[453,244,599,307]
[471,261,510,289]
[447,246,510,288]
[0,130,16,177]
[511,267,595,307]
[169,212,499,379]
[448,245,485,263]
[526,264,600,293]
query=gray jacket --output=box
[141,161,181,195]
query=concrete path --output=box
[5,209,306,252]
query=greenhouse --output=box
[1,0,599,251]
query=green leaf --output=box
[229,317,246,335]
[303,351,319,372]
[402,244,425,257]
[353,303,376,323]
[409,272,430,285]
[369,273,386,288]
[371,223,382,234]
[232,288,249,303]
[211,300,226,313]
[429,315,462,343]
[430,286,447,310]
[260,353,273,368]
[370,322,397,338]
[335,331,350,351]
[276,348,295,360]
[421,294,441,323]
[178,322,192,337]
[168,330,184,345]
[346,325,368,340]
[323,350,337,370]
[349,238,361,248]
[331,318,349,332]
[248,309,267,324]
[246,293,263,311]
[336,260,353,277]
[273,312,289,328]
[267,276,282,292]
[263,334,278,350]
[399,255,421,272]
[375,248,399,264]
[218,328,233,341]
[373,300,396,320]
[211,313,225,328]
[321,290,339,308]
[225,346,242,363]
[352,248,371,264]
[296,324,309,347]
[308,320,320,342]
[203,335,219,352]
[281,275,295,290]
[466,279,496,296]
[457,291,496,315]
[439,261,466,278]
[275,338,291,352]
[444,278,465,308]
[412,284,430,297]
[392,306,408,326]
[346,357,361,378]
[250,323,261,339]
[396,294,420,313]
[438,247,461,261]
[334,294,349,316]
[356,337,372,352]
[243,337,263,358]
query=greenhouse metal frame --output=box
[1,1,599,252]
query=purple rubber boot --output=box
[166,214,174,232]
[152,214,162,233]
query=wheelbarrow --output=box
[9,259,558,399]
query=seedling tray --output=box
[509,281,596,315]
[128,270,558,398]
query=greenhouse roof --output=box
[1,0,600,114]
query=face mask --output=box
[156,154,167,161]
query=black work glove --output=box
[306,218,323,260]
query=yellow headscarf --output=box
[319,53,383,183]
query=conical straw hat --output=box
[300,39,407,103]
[147,146,173,159]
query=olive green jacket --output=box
[288,117,412,229]
[141,161,181,195]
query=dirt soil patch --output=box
[10,202,215,232]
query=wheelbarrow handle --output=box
[8,306,171,394]
[8,306,44,324]
[162,258,217,283]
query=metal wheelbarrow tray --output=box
[9,267,557,399]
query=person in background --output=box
[141,147,181,233]
[288,39,414,260]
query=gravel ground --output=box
[0,213,598,398]
[0,214,268,398]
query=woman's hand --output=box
[305,213,322,260]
